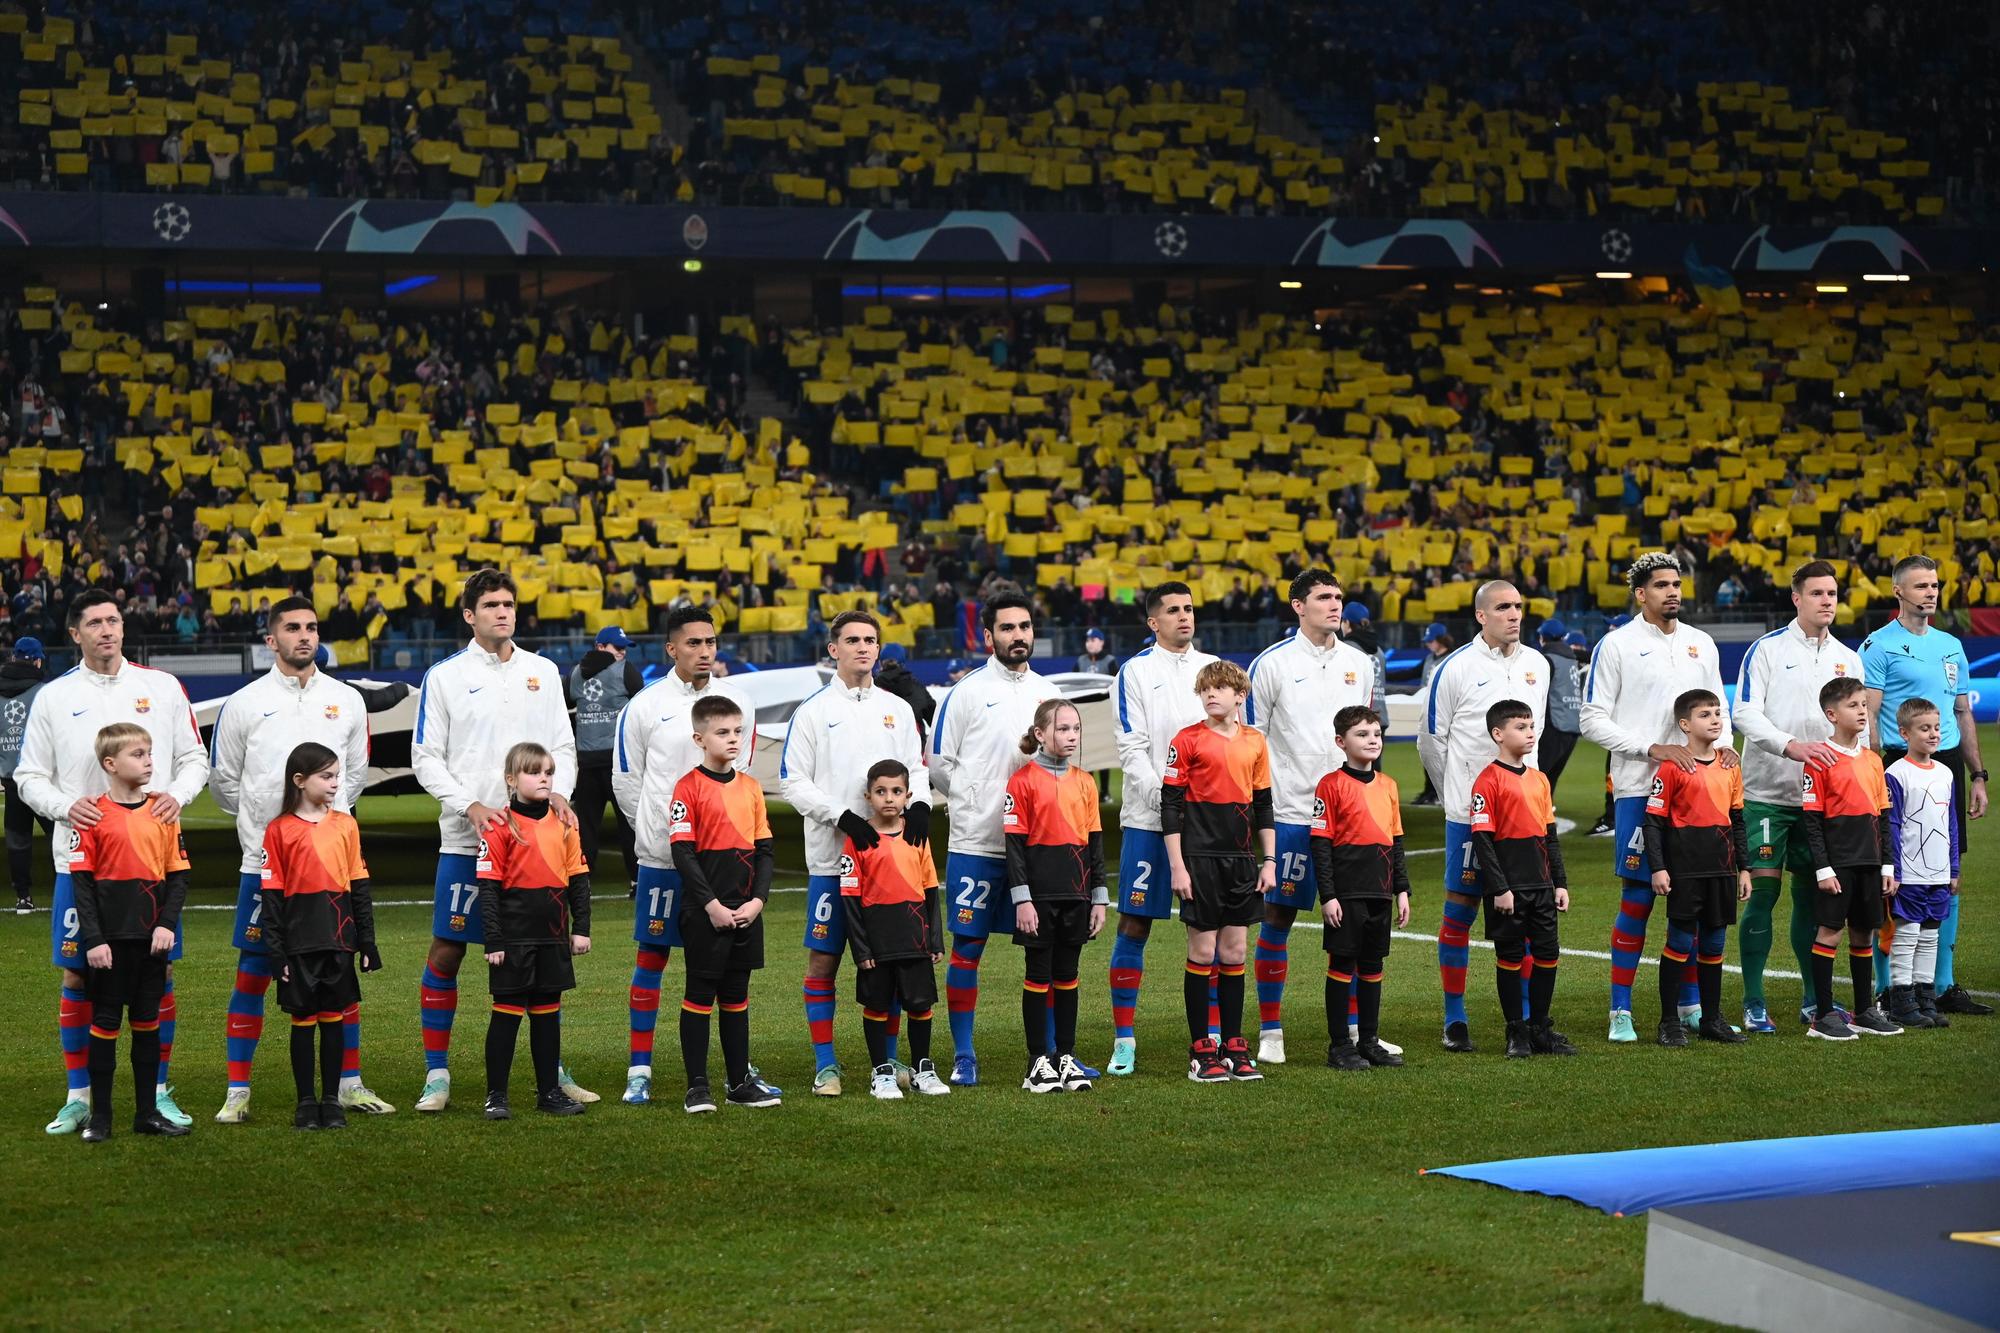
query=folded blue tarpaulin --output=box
[1426,1123,2000,1216]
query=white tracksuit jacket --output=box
[1115,643,1218,833]
[927,657,1061,859]
[1246,630,1375,824]
[1580,616,1730,800]
[1732,620,1864,807]
[780,679,930,876]
[611,671,756,870]
[209,666,370,873]
[1417,637,1551,822]
[411,641,576,856]
[16,659,210,874]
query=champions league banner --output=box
[0,192,1992,274]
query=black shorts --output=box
[1015,898,1093,948]
[277,949,360,1017]
[856,956,939,1013]
[1325,896,1393,959]
[1812,866,1884,932]
[488,941,577,998]
[84,939,167,1015]
[1666,874,1738,929]
[1485,887,1559,947]
[1180,856,1260,931]
[678,907,767,980]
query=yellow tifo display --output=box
[1376,81,1946,221]
[8,17,662,201]
[806,298,1994,612]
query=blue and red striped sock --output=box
[225,954,272,1089]
[885,999,902,1064]
[341,1003,361,1083]
[946,936,985,1057]
[59,983,90,1094]
[1438,897,1478,1027]
[803,974,837,1072]
[420,965,457,1072]
[1109,931,1145,1041]
[1254,921,1289,1033]
[1519,953,1535,1021]
[1208,957,1221,1042]
[1609,884,1655,1012]
[629,946,668,1074]
[157,978,177,1087]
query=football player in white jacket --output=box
[609,605,754,1105]
[781,610,931,1097]
[1416,581,1549,1053]
[1580,553,1735,1043]
[1105,581,1215,1075]
[1732,559,1863,1030]
[408,570,580,1111]
[208,596,382,1123]
[1244,570,1382,1064]
[16,589,208,1134]
[926,591,1061,1086]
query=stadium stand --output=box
[1,0,678,203]
[5,280,1997,665]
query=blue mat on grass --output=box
[1426,1123,2000,1216]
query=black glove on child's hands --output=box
[838,810,881,850]
[359,944,383,973]
[903,801,932,848]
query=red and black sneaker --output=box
[1186,1037,1230,1083]
[1221,1035,1263,1081]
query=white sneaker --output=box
[1258,1030,1287,1065]
[910,1058,951,1096]
[869,1062,904,1100]
[214,1088,252,1124]
[556,1065,598,1103]
[339,1081,396,1114]
[1372,1034,1404,1056]
[1056,1053,1095,1092]
[415,1069,451,1112]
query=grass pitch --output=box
[2,734,1996,1329]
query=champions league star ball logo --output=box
[1650,776,1666,799]
[837,854,856,880]
[1153,221,1188,257]
[581,678,605,703]
[3,699,24,727]
[1600,229,1633,264]
[152,202,192,242]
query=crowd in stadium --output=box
[5,0,1993,221]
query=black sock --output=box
[1326,962,1353,1045]
[1216,965,1244,1041]
[485,1007,522,1095]
[1356,966,1382,1045]
[1529,958,1557,1024]
[1659,952,1684,1022]
[1184,963,1209,1044]
[718,1004,750,1087]
[291,1022,317,1101]
[88,1032,117,1122]
[1052,982,1078,1058]
[1849,950,1875,1011]
[863,1014,889,1067]
[130,1027,160,1116]
[906,1011,932,1064]
[318,1019,343,1100]
[1496,960,1521,1021]
[1699,960,1723,1020]
[527,1007,559,1096]
[1812,949,1836,1017]
[680,1002,711,1086]
[1023,984,1048,1059]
